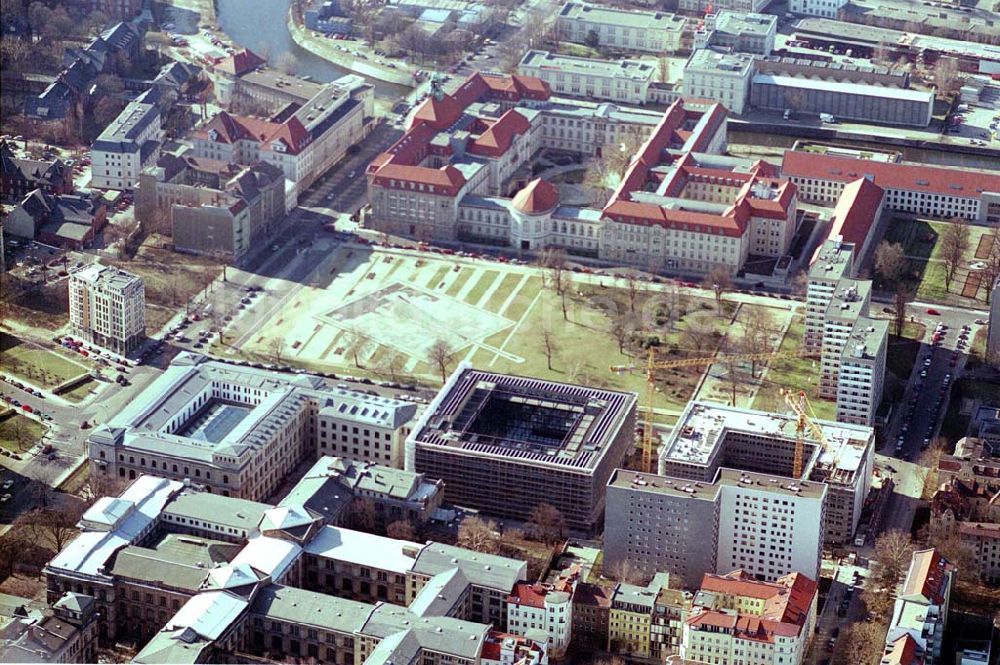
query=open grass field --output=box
[237,247,766,412]
[60,377,99,404]
[0,333,90,388]
[750,315,836,421]
[0,410,44,453]
[883,217,994,305]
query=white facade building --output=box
[518,50,657,105]
[68,263,145,355]
[836,319,888,427]
[806,238,856,351]
[556,2,686,54]
[682,49,755,114]
[789,0,846,19]
[886,549,954,665]
[507,583,573,659]
[90,97,161,191]
[988,278,1000,367]
[819,278,870,399]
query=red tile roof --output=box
[468,110,531,157]
[372,163,466,192]
[698,570,816,629]
[508,583,552,609]
[882,634,923,665]
[828,177,885,249]
[781,150,1000,199]
[688,610,738,630]
[217,49,266,77]
[901,548,952,605]
[512,178,559,214]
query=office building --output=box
[989,278,1000,366]
[91,95,162,191]
[192,75,374,207]
[605,401,874,585]
[138,152,286,264]
[680,0,767,14]
[507,581,574,658]
[885,549,954,665]
[44,474,530,663]
[836,318,888,426]
[68,263,145,355]
[683,49,756,114]
[556,2,686,54]
[693,12,778,56]
[279,455,444,526]
[790,0,846,19]
[607,573,670,659]
[86,353,417,500]
[782,150,1000,222]
[406,364,637,532]
[682,570,817,665]
[518,50,658,105]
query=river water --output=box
[214,0,409,101]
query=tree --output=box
[624,273,640,313]
[923,519,978,579]
[832,621,889,665]
[609,310,635,355]
[741,309,774,378]
[84,473,128,505]
[582,161,610,207]
[381,353,406,382]
[892,286,912,338]
[427,339,454,383]
[347,328,370,368]
[27,1,52,39]
[703,266,732,315]
[17,506,80,553]
[456,515,500,554]
[940,217,971,292]
[681,311,719,356]
[542,248,569,320]
[871,530,914,591]
[386,519,418,541]
[527,502,566,545]
[934,57,961,96]
[657,55,670,83]
[584,29,600,47]
[981,235,1000,304]
[539,324,557,371]
[720,338,749,406]
[860,585,894,623]
[917,437,946,500]
[266,336,284,364]
[874,241,907,286]
[276,51,299,75]
[347,497,379,533]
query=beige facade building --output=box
[69,263,145,355]
[556,2,686,54]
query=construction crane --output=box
[780,388,830,478]
[610,347,820,474]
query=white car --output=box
[1,480,12,490]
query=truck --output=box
[820,113,836,123]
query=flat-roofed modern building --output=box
[69,263,145,355]
[556,2,686,54]
[91,94,161,191]
[87,353,417,500]
[406,364,637,532]
[836,317,888,427]
[680,0,768,16]
[806,238,856,351]
[518,50,657,105]
[683,49,756,114]
[820,278,871,399]
[694,12,777,55]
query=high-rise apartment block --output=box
[819,278,871,398]
[837,318,889,426]
[805,237,856,351]
[87,354,417,500]
[605,402,874,586]
[406,365,637,532]
[68,263,145,355]
[988,277,1000,367]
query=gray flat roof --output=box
[162,491,271,532]
[686,48,755,74]
[558,1,686,31]
[250,585,372,633]
[520,49,656,82]
[843,317,888,360]
[411,542,526,593]
[715,11,776,36]
[752,74,935,102]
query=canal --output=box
[214,0,410,101]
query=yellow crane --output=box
[780,388,830,478]
[611,347,821,474]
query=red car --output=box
[926,308,941,315]
[21,404,33,413]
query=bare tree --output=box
[702,266,732,315]
[859,585,894,623]
[347,497,379,533]
[934,57,962,95]
[916,437,946,500]
[346,328,370,368]
[741,309,774,378]
[266,336,284,364]
[84,473,128,505]
[527,502,566,545]
[874,241,908,286]
[892,286,913,338]
[832,621,889,665]
[427,339,455,383]
[540,325,557,371]
[386,519,418,541]
[923,519,978,579]
[456,515,500,554]
[981,235,1000,304]
[871,529,914,591]
[609,310,635,355]
[681,311,718,356]
[940,217,971,292]
[16,506,81,553]
[624,273,639,313]
[720,338,749,406]
[542,248,569,320]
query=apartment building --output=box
[819,278,871,399]
[91,95,161,191]
[693,12,778,55]
[507,582,574,658]
[69,263,145,355]
[556,2,686,54]
[138,152,286,264]
[607,573,670,659]
[651,587,693,661]
[86,353,416,501]
[836,318,888,426]
[680,0,768,15]
[957,522,1000,585]
[682,570,817,665]
[573,582,613,649]
[0,592,100,664]
[192,75,374,207]
[407,364,637,532]
[683,49,756,114]
[518,50,657,105]
[886,549,954,665]
[805,238,856,351]
[782,150,1000,223]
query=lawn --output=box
[0,333,90,389]
[60,377,99,403]
[751,315,836,421]
[0,411,45,453]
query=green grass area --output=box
[482,274,524,313]
[424,265,450,290]
[0,411,45,453]
[751,315,836,421]
[0,333,90,389]
[60,377,98,404]
[463,270,500,305]
[503,277,541,320]
[445,268,475,298]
